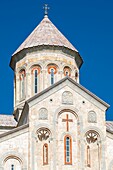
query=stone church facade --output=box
[0,13,113,170]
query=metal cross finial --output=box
[43,4,50,16]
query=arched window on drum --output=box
[63,66,71,77]
[48,64,58,85]
[31,66,41,94]
[19,69,26,100]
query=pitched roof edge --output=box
[0,124,29,139]
[10,45,83,70]
[27,76,110,109]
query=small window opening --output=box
[43,143,48,165]
[66,71,69,76]
[34,70,38,93]
[51,69,54,85]
[11,164,14,170]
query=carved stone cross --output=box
[62,114,73,131]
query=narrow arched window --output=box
[48,65,57,86]
[64,135,72,165]
[87,145,90,167]
[63,66,71,77]
[34,69,38,93]
[19,70,25,99]
[50,69,54,85]
[31,66,41,94]
[43,143,48,165]
[11,164,14,170]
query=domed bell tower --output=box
[10,7,83,121]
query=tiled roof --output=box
[13,16,78,56]
[0,114,17,127]
[106,121,113,133]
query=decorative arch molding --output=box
[17,65,27,73]
[53,106,81,123]
[52,106,83,169]
[28,61,43,68]
[83,126,107,169]
[33,123,51,131]
[60,132,76,142]
[44,62,59,69]
[0,151,27,170]
[28,62,43,72]
[61,63,75,71]
[47,63,58,74]
[108,159,113,170]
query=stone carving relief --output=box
[86,131,99,144]
[62,91,73,104]
[39,108,48,120]
[88,111,97,123]
[37,128,51,141]
[85,130,100,168]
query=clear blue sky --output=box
[0,0,113,120]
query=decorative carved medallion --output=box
[39,108,48,120]
[88,111,97,123]
[37,128,51,141]
[86,131,98,144]
[62,91,73,104]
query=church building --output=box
[0,6,113,170]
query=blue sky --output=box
[0,0,113,120]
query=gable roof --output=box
[0,114,17,127]
[106,121,113,134]
[27,76,110,110]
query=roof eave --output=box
[26,76,110,110]
[10,45,83,70]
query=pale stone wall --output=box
[107,133,113,170]
[28,82,107,170]
[0,128,28,170]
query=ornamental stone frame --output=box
[53,106,83,170]
[62,91,73,105]
[33,123,52,143]
[39,108,48,120]
[31,124,52,170]
[60,131,76,142]
[82,126,106,170]
[37,127,51,141]
[0,151,27,170]
[88,111,97,123]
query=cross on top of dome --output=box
[43,4,50,17]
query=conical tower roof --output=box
[13,16,78,55]
[10,16,83,69]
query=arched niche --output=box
[39,108,48,120]
[0,152,27,170]
[4,156,22,170]
[62,91,73,105]
[88,111,97,123]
